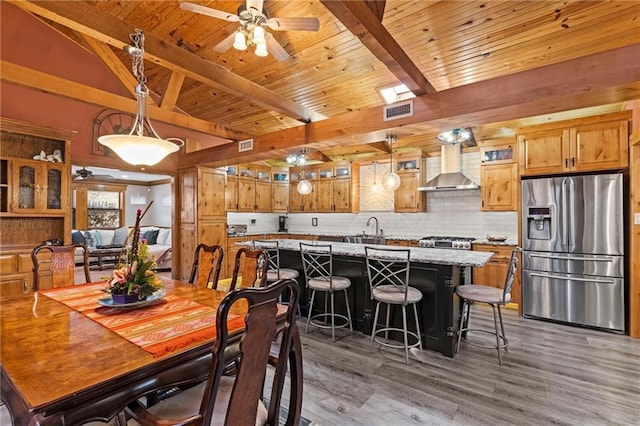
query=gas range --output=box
[418,236,476,250]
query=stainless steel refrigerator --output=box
[521,173,625,332]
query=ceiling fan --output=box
[180,1,320,61]
[73,167,114,181]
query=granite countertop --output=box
[242,239,493,267]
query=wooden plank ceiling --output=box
[6,0,640,168]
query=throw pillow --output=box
[71,230,85,245]
[83,230,97,248]
[141,229,159,245]
[111,226,129,246]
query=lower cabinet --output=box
[0,250,33,296]
[472,244,520,306]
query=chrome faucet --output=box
[366,216,380,236]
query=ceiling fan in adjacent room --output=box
[73,167,114,181]
[180,0,320,61]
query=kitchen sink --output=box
[343,235,386,245]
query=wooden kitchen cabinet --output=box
[393,153,426,213]
[236,164,271,212]
[316,163,359,213]
[479,141,519,211]
[517,111,630,176]
[472,244,520,306]
[254,169,271,212]
[289,168,317,212]
[224,166,238,212]
[177,166,227,281]
[271,169,289,213]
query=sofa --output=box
[72,226,172,270]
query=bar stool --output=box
[253,240,301,315]
[300,242,352,342]
[456,246,521,365]
[365,246,422,364]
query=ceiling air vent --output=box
[383,100,413,121]
[238,138,254,152]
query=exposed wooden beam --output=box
[79,33,147,103]
[0,60,250,141]
[10,0,322,124]
[161,71,185,111]
[366,141,391,153]
[365,1,386,21]
[305,150,333,163]
[321,0,435,96]
[178,43,640,168]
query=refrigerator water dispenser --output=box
[526,207,551,240]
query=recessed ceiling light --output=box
[378,83,416,104]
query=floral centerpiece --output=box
[105,202,163,303]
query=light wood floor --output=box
[296,306,640,426]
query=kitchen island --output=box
[247,239,493,357]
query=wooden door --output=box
[481,163,519,211]
[198,168,226,218]
[571,119,629,172]
[271,183,289,212]
[332,178,352,212]
[518,128,570,176]
[289,184,303,212]
[179,169,196,224]
[225,175,238,211]
[301,181,318,212]
[237,178,256,212]
[254,180,271,212]
[316,179,333,212]
[394,172,424,212]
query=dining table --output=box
[0,278,268,425]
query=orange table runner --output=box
[40,283,243,358]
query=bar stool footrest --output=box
[459,327,508,350]
[372,327,421,350]
[309,313,351,330]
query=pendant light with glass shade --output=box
[297,167,313,195]
[382,135,401,191]
[287,149,312,195]
[98,29,184,166]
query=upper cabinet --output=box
[479,140,519,211]
[0,117,74,247]
[393,153,426,213]
[289,168,317,213]
[228,163,271,212]
[517,111,630,176]
[316,163,359,213]
[271,169,289,213]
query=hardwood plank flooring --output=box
[294,306,640,425]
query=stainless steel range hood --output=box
[418,144,479,191]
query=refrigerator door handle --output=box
[561,177,569,251]
[567,177,576,252]
[529,272,616,284]
[529,253,615,263]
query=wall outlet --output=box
[250,219,256,225]
[635,213,640,225]
[312,217,318,226]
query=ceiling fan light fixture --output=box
[233,30,247,50]
[252,25,266,44]
[255,40,268,57]
[97,29,183,166]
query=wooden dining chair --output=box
[32,243,91,291]
[125,278,303,426]
[188,244,224,289]
[228,247,269,290]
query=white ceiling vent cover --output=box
[238,139,254,152]
[383,100,414,121]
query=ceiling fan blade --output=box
[266,33,290,62]
[180,2,239,22]
[246,0,264,17]
[266,17,320,32]
[213,31,238,53]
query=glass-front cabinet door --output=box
[13,160,38,213]
[45,163,65,212]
